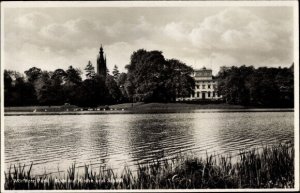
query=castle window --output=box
[208,92,211,97]
[208,84,211,89]
[196,85,199,89]
[213,92,215,97]
[202,85,205,89]
[197,92,200,97]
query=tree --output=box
[78,74,108,106]
[4,70,13,106]
[4,70,13,90]
[216,65,294,107]
[51,69,67,86]
[50,69,67,105]
[125,49,194,102]
[9,73,37,106]
[166,59,195,101]
[117,72,127,86]
[125,49,165,102]
[117,72,128,101]
[22,67,43,105]
[84,61,96,79]
[24,67,42,83]
[217,65,254,105]
[64,66,83,104]
[106,75,122,103]
[112,65,120,81]
[34,71,54,105]
[65,66,82,86]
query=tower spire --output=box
[97,43,107,78]
[100,44,103,53]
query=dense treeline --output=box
[216,64,294,107]
[4,49,194,107]
[4,65,126,107]
[4,48,294,107]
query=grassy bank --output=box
[5,143,294,190]
[4,103,248,113]
[5,103,294,114]
[110,102,246,111]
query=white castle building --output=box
[177,67,222,101]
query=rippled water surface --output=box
[5,110,294,175]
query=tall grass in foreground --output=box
[5,143,294,189]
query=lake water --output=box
[4,110,294,176]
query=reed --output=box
[4,143,294,190]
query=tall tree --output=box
[84,61,96,79]
[112,65,120,81]
[64,66,82,104]
[34,71,54,105]
[4,70,13,106]
[125,49,194,102]
[24,67,42,83]
[50,69,67,105]
[126,49,165,102]
[166,59,195,101]
[11,73,37,106]
[117,72,128,101]
[51,69,67,86]
[65,66,82,86]
[106,75,122,103]
[79,75,108,107]
[4,70,13,90]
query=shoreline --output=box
[4,103,294,116]
[4,108,294,116]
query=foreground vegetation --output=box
[5,143,294,190]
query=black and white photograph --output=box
[1,1,299,191]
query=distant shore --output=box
[4,102,294,116]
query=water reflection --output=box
[4,111,294,176]
[216,112,294,155]
[127,114,196,164]
[190,112,224,156]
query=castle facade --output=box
[177,67,222,101]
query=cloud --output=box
[40,23,69,39]
[13,12,52,30]
[3,7,294,76]
[39,18,108,53]
[163,22,191,41]
[164,8,292,52]
[105,42,136,71]
[164,7,293,70]
[188,8,278,52]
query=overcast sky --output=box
[3,6,294,75]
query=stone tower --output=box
[97,44,107,78]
